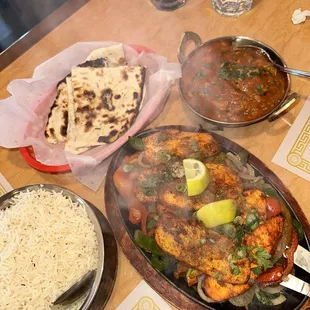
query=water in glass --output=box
[151,0,187,11]
[212,0,253,17]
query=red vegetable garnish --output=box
[266,197,281,218]
[128,199,148,234]
[128,206,142,225]
[283,229,298,277]
[113,154,140,200]
[257,266,283,283]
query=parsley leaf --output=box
[248,246,274,271]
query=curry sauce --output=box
[180,40,287,123]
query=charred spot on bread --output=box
[83,90,96,100]
[85,121,93,132]
[76,105,90,113]
[122,70,129,81]
[97,130,118,143]
[101,88,114,111]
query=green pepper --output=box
[128,136,144,151]
[150,255,168,271]
[293,219,304,241]
[263,186,278,198]
[146,217,159,231]
[134,230,164,256]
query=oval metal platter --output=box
[105,125,310,310]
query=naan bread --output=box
[45,81,69,143]
[86,44,126,67]
[45,58,108,144]
[65,65,146,154]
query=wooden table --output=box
[1,0,310,309]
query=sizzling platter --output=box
[105,125,310,310]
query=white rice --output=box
[0,189,99,310]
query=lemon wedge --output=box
[183,159,210,196]
[196,199,237,228]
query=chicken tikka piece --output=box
[158,163,243,214]
[143,130,220,165]
[245,216,284,254]
[155,213,251,285]
[204,277,250,301]
[241,189,268,220]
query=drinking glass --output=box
[151,0,187,11]
[212,0,253,17]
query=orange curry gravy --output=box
[180,40,287,123]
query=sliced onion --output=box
[225,159,240,173]
[270,294,286,305]
[238,172,263,182]
[197,275,215,303]
[226,152,244,171]
[138,152,151,168]
[261,285,283,295]
[246,163,255,177]
[229,285,255,307]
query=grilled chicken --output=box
[245,216,284,253]
[204,277,251,301]
[155,213,251,285]
[134,165,166,203]
[144,130,220,165]
[242,189,267,220]
[206,163,243,200]
[159,178,215,213]
[158,163,242,213]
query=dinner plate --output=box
[19,44,155,173]
[0,185,117,310]
[105,125,310,310]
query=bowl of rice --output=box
[0,184,104,310]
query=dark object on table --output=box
[0,0,67,53]
[151,0,186,11]
[0,0,89,71]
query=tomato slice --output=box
[257,266,283,283]
[266,197,281,218]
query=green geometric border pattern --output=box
[287,116,310,174]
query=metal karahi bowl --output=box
[178,32,299,127]
[0,184,105,310]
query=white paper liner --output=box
[0,42,182,190]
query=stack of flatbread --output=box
[45,44,146,154]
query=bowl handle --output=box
[268,92,300,122]
[178,31,202,64]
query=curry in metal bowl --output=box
[179,35,289,125]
